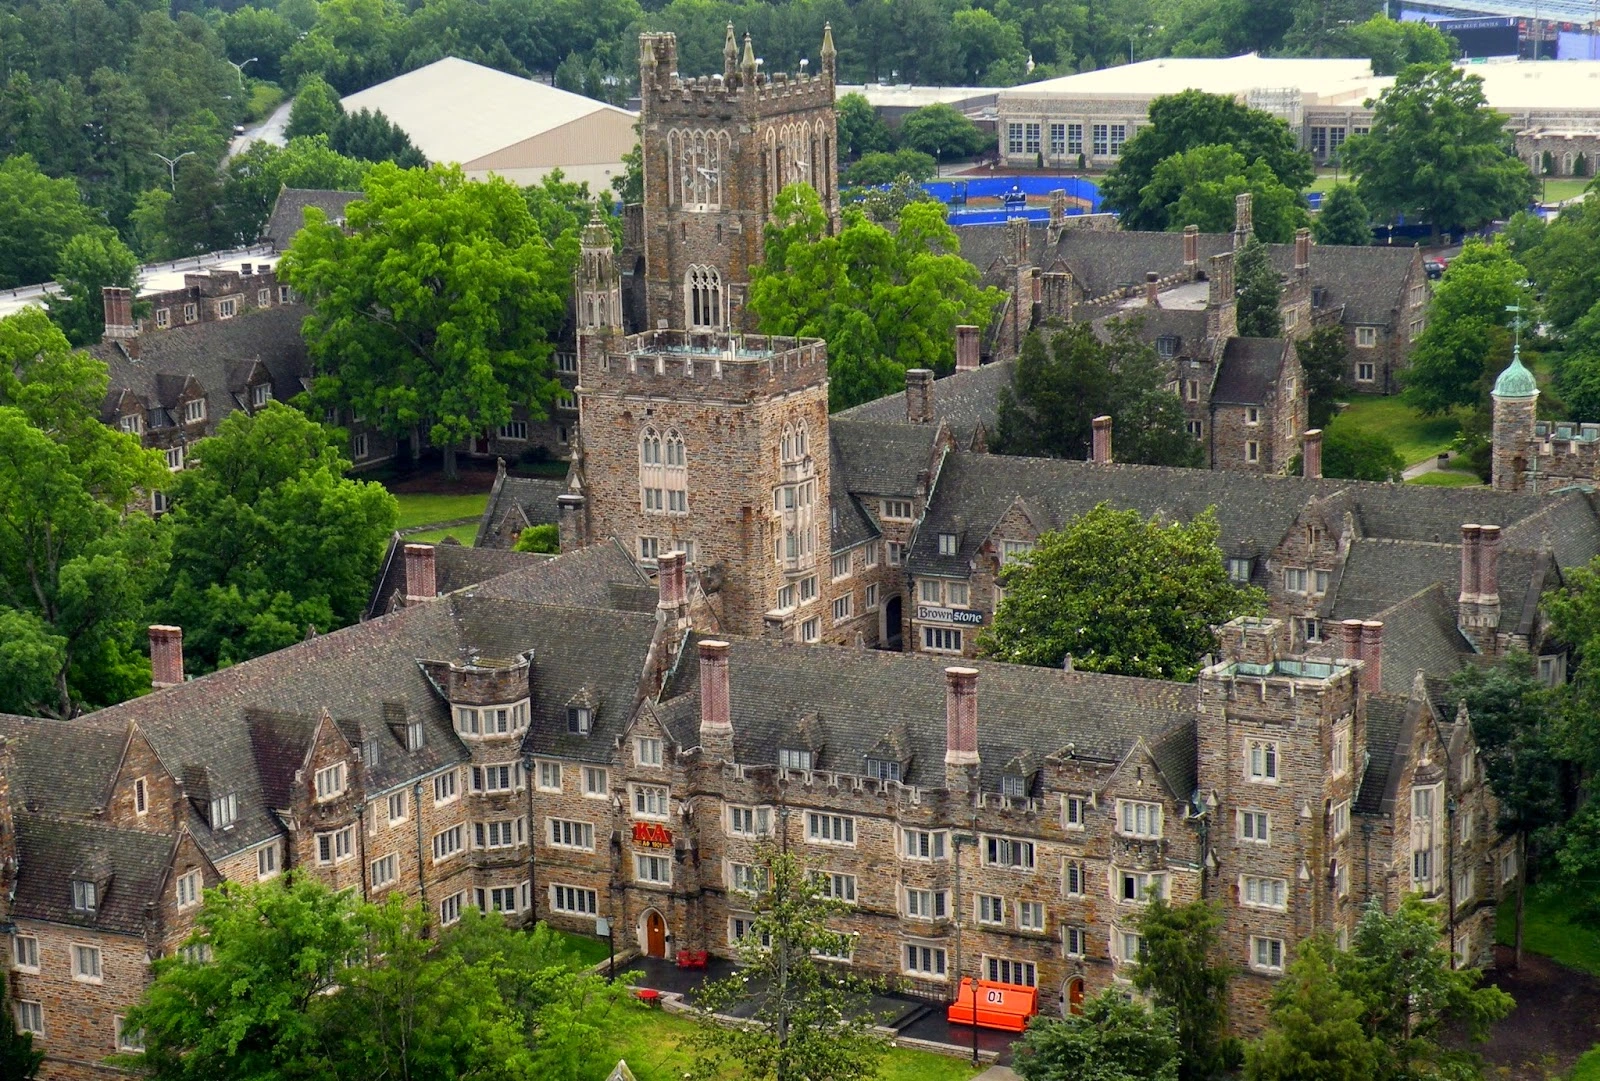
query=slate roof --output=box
[91,304,309,429]
[828,434,882,551]
[1273,243,1417,327]
[661,635,1198,795]
[366,534,550,618]
[1325,540,1544,625]
[470,537,653,609]
[830,418,942,496]
[263,188,363,251]
[1356,693,1409,815]
[1213,337,1289,405]
[1502,490,1600,570]
[11,818,178,935]
[1364,584,1475,696]
[1091,308,1209,356]
[836,359,1016,449]
[473,473,566,547]
[0,714,129,816]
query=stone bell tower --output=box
[636,25,841,333]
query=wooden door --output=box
[646,911,666,957]
[1066,977,1085,1016]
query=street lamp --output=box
[152,151,195,190]
[596,916,616,981]
[227,56,257,78]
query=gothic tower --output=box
[636,26,841,333]
[1490,348,1539,491]
[575,207,623,337]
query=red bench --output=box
[676,949,708,969]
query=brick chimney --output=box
[1458,524,1481,616]
[1360,621,1383,693]
[955,325,980,372]
[403,544,437,603]
[1339,618,1364,662]
[150,625,184,689]
[1294,227,1311,281]
[102,286,139,357]
[1183,224,1199,273]
[1478,525,1501,626]
[944,666,979,789]
[1145,272,1161,308]
[1233,192,1253,249]
[657,550,688,614]
[1302,429,1323,479]
[905,368,935,425]
[1091,415,1112,464]
[698,640,734,760]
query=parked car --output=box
[1424,257,1448,280]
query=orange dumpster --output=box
[946,977,1038,1033]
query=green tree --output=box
[1133,899,1231,1081]
[611,140,642,204]
[1235,235,1283,338]
[166,155,231,255]
[1102,90,1314,231]
[160,403,398,674]
[221,136,370,248]
[0,971,43,1080]
[0,309,169,716]
[836,92,893,160]
[688,845,890,1081]
[286,73,343,140]
[897,103,991,163]
[281,163,570,478]
[1299,324,1349,427]
[977,504,1266,680]
[854,174,941,224]
[1402,239,1528,416]
[1337,16,1457,76]
[1245,940,1379,1081]
[1312,183,1372,247]
[996,326,1112,459]
[1322,425,1404,482]
[1141,144,1308,243]
[43,228,141,346]
[749,184,1000,411]
[333,107,426,167]
[1342,64,1535,240]
[843,149,937,187]
[128,187,178,261]
[1013,990,1181,1081]
[1450,657,1567,960]
[513,523,560,553]
[0,154,97,289]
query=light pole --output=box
[227,56,257,78]
[152,151,195,190]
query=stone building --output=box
[1488,346,1600,497]
[634,26,841,334]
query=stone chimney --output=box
[905,368,935,424]
[698,640,734,760]
[1183,224,1199,273]
[556,492,587,550]
[1339,618,1364,662]
[1091,415,1112,464]
[1207,251,1235,308]
[1048,188,1068,243]
[403,543,437,603]
[1233,192,1253,249]
[1215,616,1287,666]
[944,666,979,790]
[1294,227,1311,280]
[102,286,139,357]
[1145,272,1161,308]
[150,625,184,689]
[955,325,980,372]
[1360,621,1383,694]
[1302,429,1323,479]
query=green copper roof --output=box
[1493,350,1539,399]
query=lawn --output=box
[1573,1047,1600,1080]
[1327,395,1461,467]
[404,526,476,547]
[550,927,613,968]
[391,492,489,530]
[600,1006,983,1081]
[1408,469,1482,488]
[1496,882,1600,978]
[1541,178,1591,203]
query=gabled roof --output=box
[835,359,1016,449]
[1273,243,1417,326]
[263,188,363,250]
[1213,337,1289,405]
[473,472,566,548]
[829,418,942,496]
[0,714,128,816]
[470,538,653,609]
[366,534,550,618]
[11,817,176,935]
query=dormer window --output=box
[314,762,347,801]
[779,748,813,771]
[865,758,901,783]
[363,738,382,768]
[1002,773,1029,798]
[184,398,206,424]
[119,413,143,435]
[1226,557,1251,584]
[251,383,271,408]
[406,720,425,751]
[938,533,958,556]
[567,707,592,734]
[1157,335,1179,357]
[71,879,97,914]
[209,793,237,829]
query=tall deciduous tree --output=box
[44,228,141,346]
[1321,425,1404,482]
[836,92,893,160]
[1312,184,1373,247]
[1141,144,1308,243]
[160,403,398,674]
[220,135,370,249]
[1133,899,1231,1081]
[897,102,991,162]
[1013,990,1182,1081]
[286,72,343,140]
[1102,91,1314,232]
[1402,239,1528,416]
[1235,235,1283,338]
[978,504,1266,680]
[281,163,571,477]
[0,309,169,716]
[1298,324,1348,427]
[750,184,1000,411]
[1342,64,1535,240]
[0,155,98,289]
[688,845,889,1081]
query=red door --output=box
[645,911,667,958]
[1066,977,1085,1016]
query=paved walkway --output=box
[974,1067,1021,1081]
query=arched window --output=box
[781,421,809,462]
[686,265,722,329]
[640,427,688,514]
[1563,152,1575,175]
[671,129,726,209]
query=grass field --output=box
[550,927,613,968]
[1572,1047,1600,1080]
[601,1006,984,1081]
[1541,178,1592,203]
[403,526,476,547]
[1327,396,1460,467]
[392,492,490,530]
[1496,883,1600,978]
[1408,469,1483,487]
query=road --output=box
[224,97,293,164]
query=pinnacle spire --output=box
[741,32,757,82]
[820,23,836,79]
[723,23,738,79]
